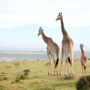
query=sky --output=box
[0,0,90,51]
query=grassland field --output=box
[0,59,90,90]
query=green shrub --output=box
[15,69,30,83]
[19,75,28,80]
[15,78,20,82]
[23,69,30,76]
[0,76,8,81]
[76,76,90,90]
[15,72,29,82]
[3,77,8,80]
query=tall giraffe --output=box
[38,27,60,75]
[56,12,74,75]
[80,44,88,75]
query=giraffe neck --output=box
[41,31,48,44]
[81,47,85,55]
[60,18,69,38]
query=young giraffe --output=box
[38,27,60,75]
[56,12,74,75]
[80,44,88,75]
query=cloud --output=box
[0,0,90,29]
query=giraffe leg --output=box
[52,59,56,75]
[60,48,64,75]
[85,68,86,75]
[84,67,86,76]
[48,59,54,75]
[82,67,84,76]
[71,59,74,74]
[64,58,68,75]
[48,55,52,75]
[48,62,51,75]
[52,54,58,76]
[60,60,63,75]
[70,48,74,75]
[68,62,70,74]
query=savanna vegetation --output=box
[0,59,90,90]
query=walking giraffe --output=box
[38,27,60,75]
[56,12,74,75]
[80,44,88,75]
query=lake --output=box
[0,51,90,61]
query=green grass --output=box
[0,59,90,90]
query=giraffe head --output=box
[56,12,63,21]
[38,27,43,36]
[80,44,84,48]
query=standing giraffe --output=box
[80,44,88,75]
[56,12,74,75]
[38,27,60,75]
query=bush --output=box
[19,75,28,80]
[76,76,90,90]
[15,69,30,83]
[15,78,20,82]
[23,69,30,76]
[15,75,28,83]
[0,76,8,81]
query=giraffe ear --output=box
[82,44,84,47]
[59,12,60,14]
[81,44,84,47]
[59,12,62,15]
[39,27,42,30]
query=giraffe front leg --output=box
[82,67,84,76]
[70,47,74,75]
[47,55,52,75]
[85,67,86,75]
[48,62,51,75]
[48,61,54,76]
[60,59,63,75]
[60,48,64,75]
[68,62,70,74]
[64,58,68,75]
[71,59,74,75]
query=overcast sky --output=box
[0,0,90,51]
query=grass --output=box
[0,59,90,90]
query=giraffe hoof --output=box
[56,73,58,76]
[51,73,53,76]
[58,73,61,76]
[53,73,55,76]
[48,72,50,76]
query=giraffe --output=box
[80,44,88,75]
[38,27,60,75]
[56,12,74,75]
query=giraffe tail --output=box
[55,58,59,68]
[84,66,86,70]
[68,56,72,65]
[55,48,60,68]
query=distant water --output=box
[0,51,90,61]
